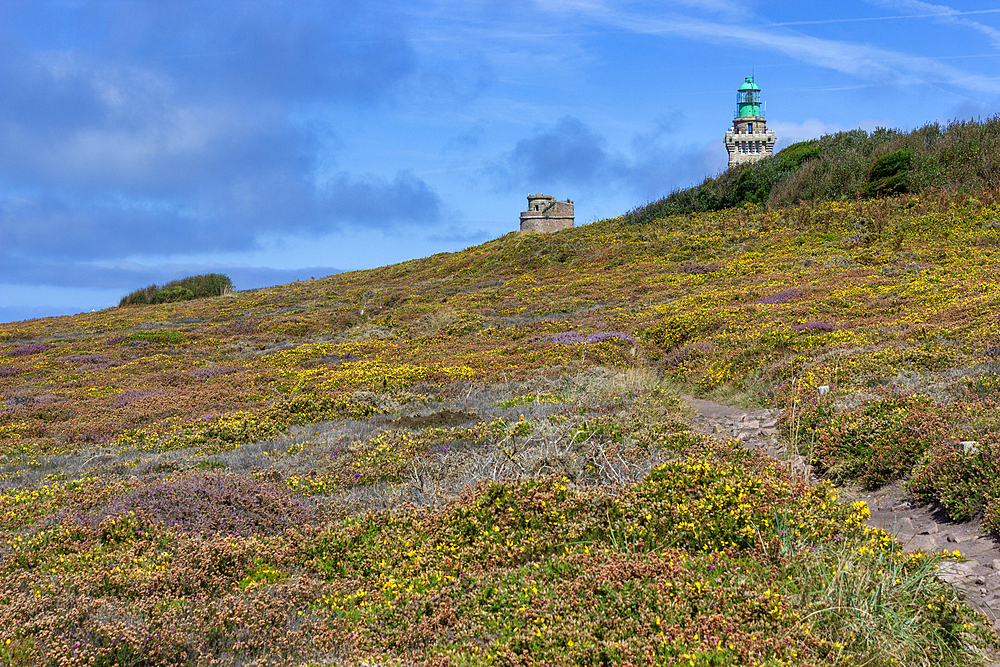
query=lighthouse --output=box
[724,76,776,168]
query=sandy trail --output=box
[681,393,1000,643]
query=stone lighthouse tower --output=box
[724,76,776,168]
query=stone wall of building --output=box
[724,115,776,168]
[519,194,574,233]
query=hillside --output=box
[626,116,1000,223]
[3,189,1000,664]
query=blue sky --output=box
[2,0,1000,324]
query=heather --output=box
[0,381,991,665]
[4,186,1000,662]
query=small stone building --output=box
[724,76,776,168]
[519,194,574,233]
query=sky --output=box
[3,0,1000,324]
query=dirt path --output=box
[682,394,1000,639]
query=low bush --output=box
[293,454,988,665]
[795,395,949,488]
[864,149,913,198]
[642,313,718,352]
[910,436,1000,524]
[119,273,233,306]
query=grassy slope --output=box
[2,190,1000,664]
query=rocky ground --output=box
[683,394,1000,648]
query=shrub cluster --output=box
[118,273,233,306]
[624,116,1000,222]
[864,149,913,198]
[794,395,949,489]
[909,436,1000,530]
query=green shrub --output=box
[169,273,233,298]
[118,285,160,306]
[910,436,1000,523]
[803,395,947,489]
[152,286,195,303]
[624,116,1000,223]
[868,149,914,181]
[864,149,913,198]
[119,273,233,307]
[776,140,821,171]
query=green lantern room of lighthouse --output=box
[736,76,762,118]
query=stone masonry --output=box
[724,116,776,168]
[519,194,574,233]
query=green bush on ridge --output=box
[119,273,233,306]
[864,149,913,198]
[625,115,1000,223]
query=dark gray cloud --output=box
[496,114,726,200]
[320,171,443,227]
[0,0,441,284]
[504,116,621,188]
[0,166,442,264]
[1,195,251,261]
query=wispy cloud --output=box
[867,0,1000,49]
[538,1,1000,96]
[766,7,1000,28]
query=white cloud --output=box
[1,51,284,191]
[767,118,893,150]
[768,119,845,148]
[867,0,1000,49]
[535,1,1000,96]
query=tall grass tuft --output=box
[119,273,234,306]
[780,528,988,667]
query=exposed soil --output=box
[682,394,1000,647]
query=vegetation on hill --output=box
[119,272,234,306]
[625,116,1000,225]
[4,185,1000,663]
